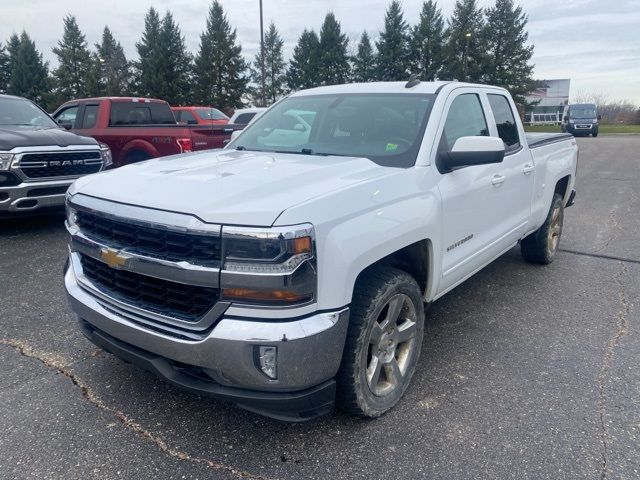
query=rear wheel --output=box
[125,151,151,164]
[521,193,564,264]
[337,266,424,417]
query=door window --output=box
[54,106,79,128]
[439,94,489,152]
[180,111,198,124]
[487,94,520,153]
[79,105,98,129]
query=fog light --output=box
[256,346,277,379]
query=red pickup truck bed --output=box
[52,97,240,168]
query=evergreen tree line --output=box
[0,0,535,113]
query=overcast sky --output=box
[1,0,639,103]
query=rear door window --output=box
[79,104,99,129]
[109,102,176,126]
[487,94,521,153]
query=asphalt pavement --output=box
[1,136,638,479]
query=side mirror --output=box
[563,115,568,122]
[224,129,243,146]
[58,120,73,130]
[597,115,602,121]
[440,136,505,172]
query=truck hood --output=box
[71,149,389,226]
[0,126,98,150]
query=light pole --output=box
[259,0,266,107]
[462,32,471,81]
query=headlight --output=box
[0,153,14,170]
[65,200,78,230]
[99,143,113,168]
[220,224,316,306]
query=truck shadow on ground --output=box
[0,212,66,237]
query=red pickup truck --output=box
[52,98,239,168]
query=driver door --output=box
[435,90,512,295]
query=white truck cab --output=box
[64,81,577,421]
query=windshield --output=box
[230,93,436,167]
[0,97,58,128]
[196,108,228,120]
[571,107,597,119]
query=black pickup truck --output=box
[0,95,108,217]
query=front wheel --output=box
[521,193,564,264]
[337,266,424,417]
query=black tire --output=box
[592,129,598,137]
[125,151,151,164]
[521,193,564,264]
[336,266,425,417]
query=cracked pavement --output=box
[1,136,639,479]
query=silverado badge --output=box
[100,248,127,269]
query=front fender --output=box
[275,167,442,310]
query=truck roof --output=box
[290,81,506,97]
[61,97,169,104]
[570,103,597,108]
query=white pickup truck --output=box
[64,81,578,421]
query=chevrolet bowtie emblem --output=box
[100,248,127,269]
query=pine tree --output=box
[159,12,193,105]
[0,43,9,93]
[134,7,163,98]
[83,55,103,97]
[193,1,249,109]
[352,31,376,82]
[6,34,20,63]
[52,15,92,101]
[318,13,350,86]
[286,29,320,91]
[481,0,535,105]
[250,22,286,106]
[441,0,485,82]
[409,1,445,80]
[7,32,51,106]
[375,1,410,81]
[95,26,132,96]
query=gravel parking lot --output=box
[1,136,638,480]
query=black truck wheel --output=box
[521,193,564,264]
[337,266,424,417]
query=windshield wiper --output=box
[299,148,350,157]
[235,145,247,151]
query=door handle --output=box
[522,164,534,175]
[491,174,506,186]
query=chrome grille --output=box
[80,254,219,322]
[76,210,222,267]
[20,151,102,178]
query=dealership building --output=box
[524,79,571,125]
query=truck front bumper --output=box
[0,177,71,215]
[65,263,350,421]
